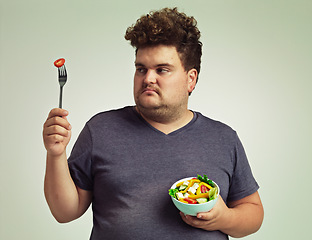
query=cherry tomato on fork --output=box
[54,58,65,68]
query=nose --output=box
[143,69,157,85]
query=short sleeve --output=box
[68,124,93,191]
[227,133,259,202]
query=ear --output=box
[187,69,198,94]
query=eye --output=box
[156,68,169,74]
[136,67,147,74]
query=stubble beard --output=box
[135,89,188,124]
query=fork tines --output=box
[58,65,67,77]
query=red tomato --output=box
[54,58,65,68]
[184,198,197,204]
[201,185,210,193]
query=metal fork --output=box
[58,65,67,108]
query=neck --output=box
[135,106,194,134]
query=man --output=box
[43,8,263,239]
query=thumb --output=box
[197,210,214,221]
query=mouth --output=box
[141,87,159,95]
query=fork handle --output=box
[59,85,63,109]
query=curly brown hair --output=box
[125,8,202,81]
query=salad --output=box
[169,175,218,204]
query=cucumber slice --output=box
[179,185,187,191]
[196,198,208,204]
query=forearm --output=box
[44,152,80,223]
[220,202,264,238]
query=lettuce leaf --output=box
[208,187,218,200]
[168,188,178,199]
[197,174,215,188]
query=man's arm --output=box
[223,191,264,237]
[43,108,92,223]
[180,191,264,238]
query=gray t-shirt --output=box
[68,106,259,240]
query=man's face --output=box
[133,45,197,120]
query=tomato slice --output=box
[54,58,65,68]
[201,185,210,193]
[184,198,198,204]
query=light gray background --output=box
[1,0,311,239]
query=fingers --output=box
[180,212,212,224]
[44,124,71,138]
[179,197,227,231]
[180,211,216,231]
[44,108,71,131]
[197,211,214,221]
[44,116,72,133]
[43,109,72,155]
[47,108,69,119]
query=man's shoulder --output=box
[91,106,132,118]
[194,111,237,140]
[195,111,233,130]
[87,106,135,126]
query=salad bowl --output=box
[169,176,220,216]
